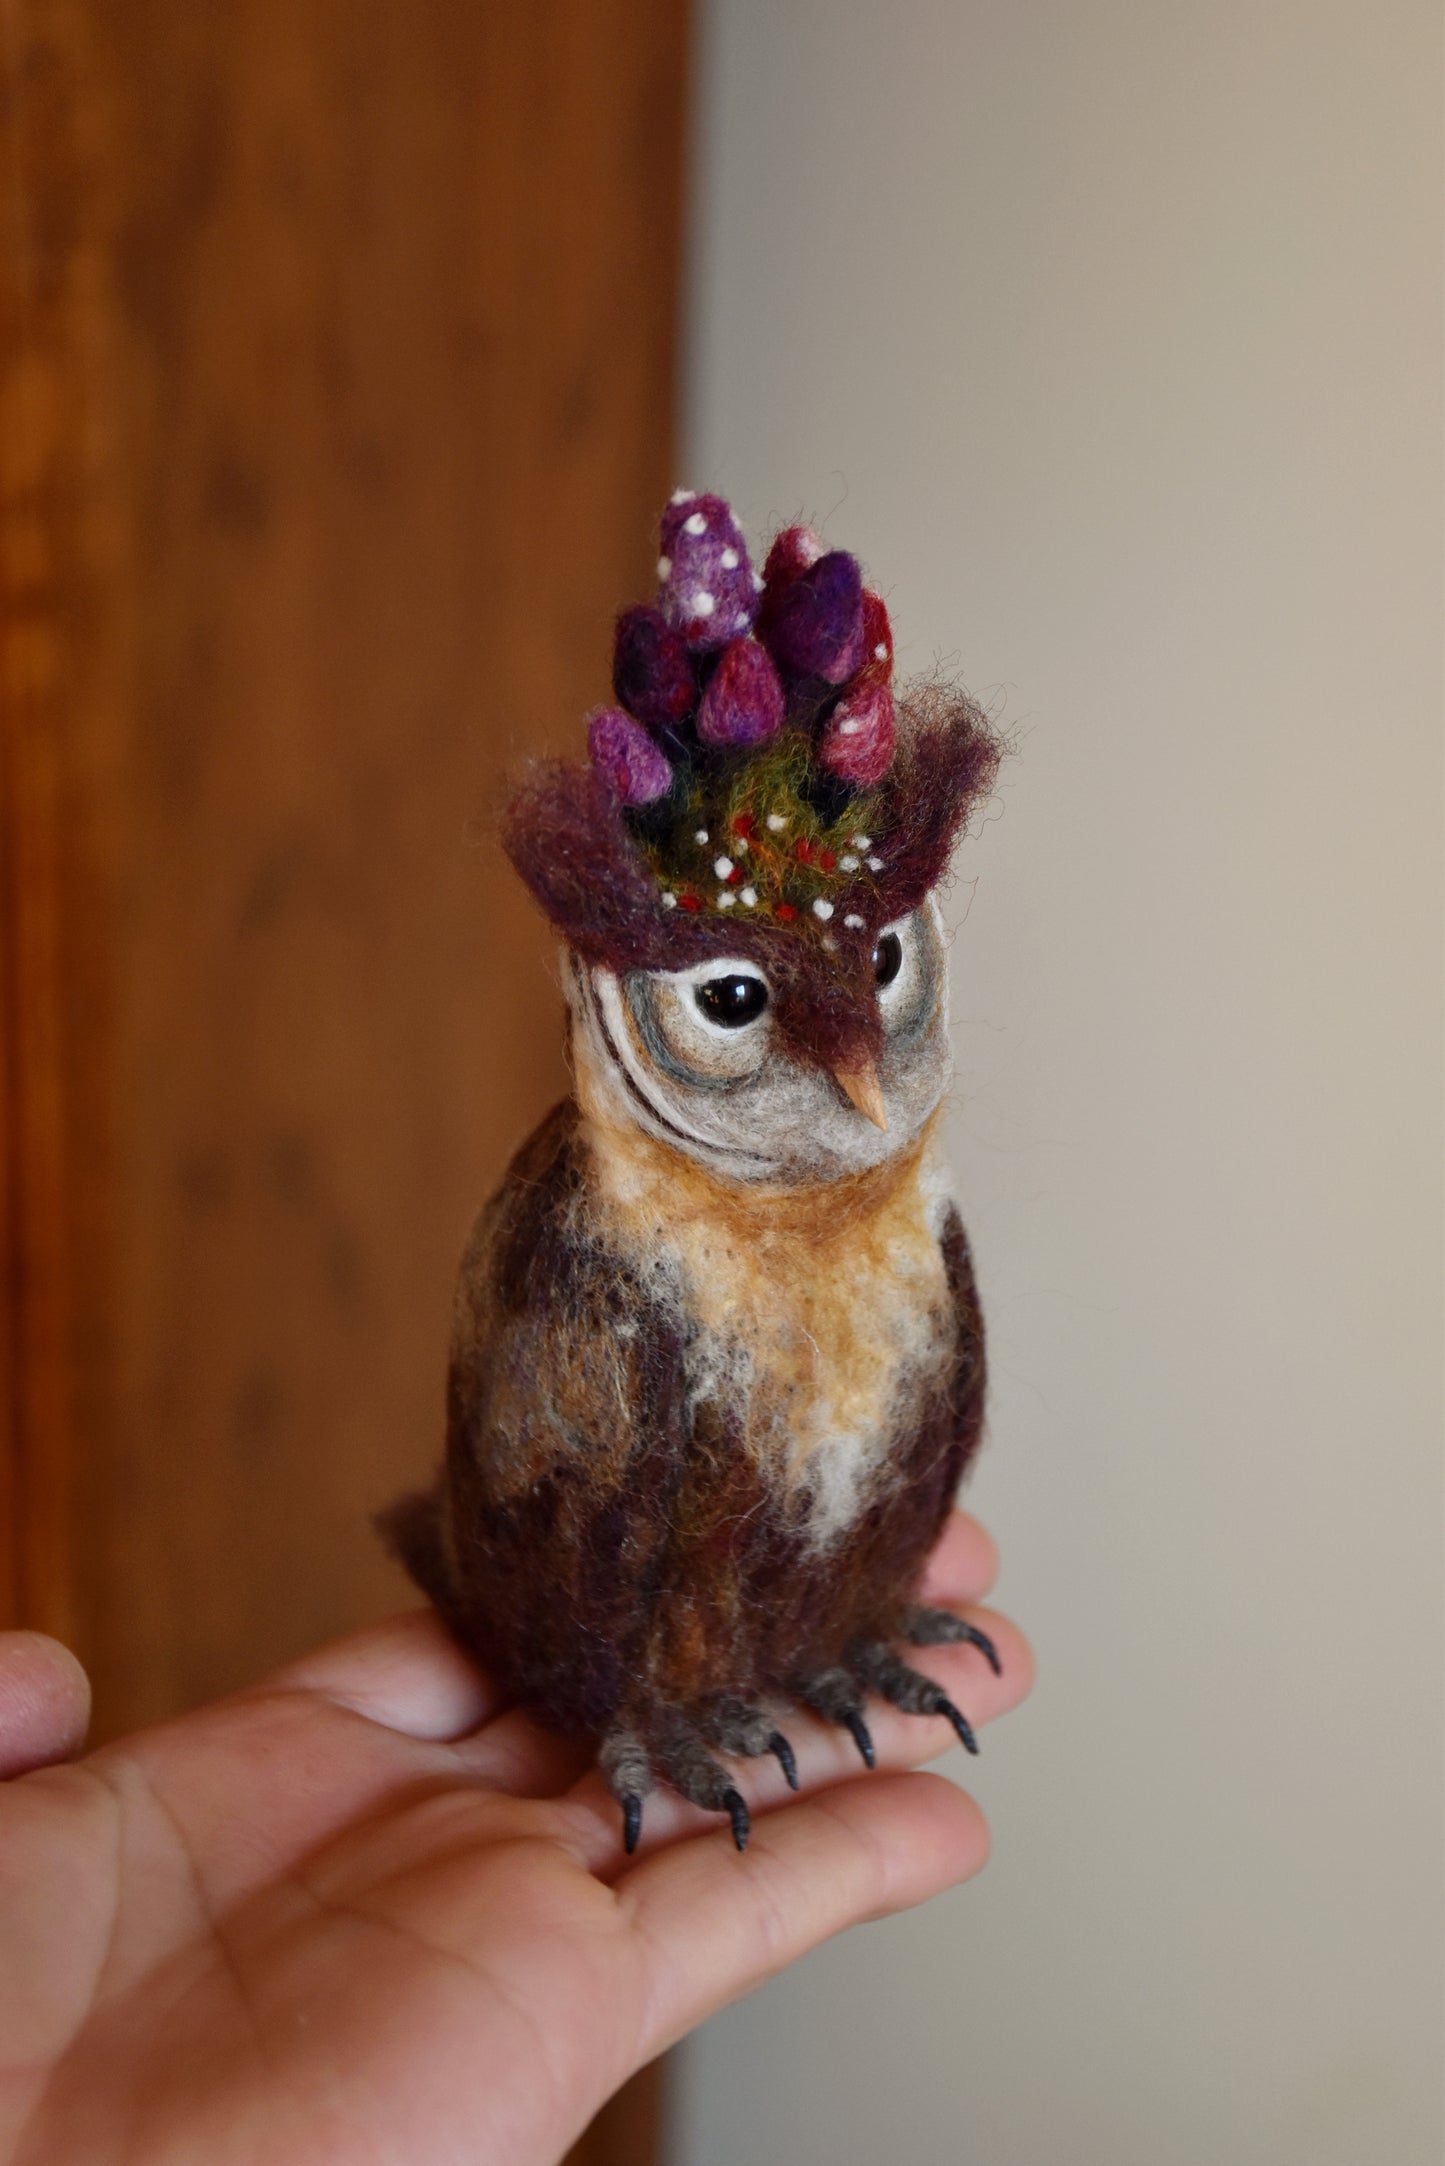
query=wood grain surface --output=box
[3,1,688,2154]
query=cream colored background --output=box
[674,4,1443,2161]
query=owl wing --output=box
[385,1098,693,1731]
[939,1197,987,1483]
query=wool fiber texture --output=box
[382,491,999,1831]
[384,1098,985,1735]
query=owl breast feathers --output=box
[382,495,1004,1849]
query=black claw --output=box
[964,1623,1002,1677]
[621,1793,643,1855]
[768,1730,800,1791]
[843,1711,876,1770]
[724,1787,751,1852]
[936,1696,979,1755]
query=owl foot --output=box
[599,1727,654,1855]
[699,1693,801,1791]
[903,1604,1003,1677]
[848,1639,980,1755]
[602,1702,799,1854]
[659,1719,751,1851]
[794,1667,877,1769]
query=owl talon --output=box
[724,1788,751,1852]
[934,1695,979,1755]
[905,1605,1002,1677]
[768,1730,800,1790]
[795,1667,877,1768]
[601,1725,655,1854]
[844,1711,877,1769]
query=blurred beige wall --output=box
[675,4,1442,2162]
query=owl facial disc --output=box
[565,902,951,1186]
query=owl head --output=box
[504,494,1001,1184]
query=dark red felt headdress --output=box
[504,493,1000,988]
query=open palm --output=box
[0,1511,1029,2166]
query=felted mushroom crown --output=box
[503,491,1000,1063]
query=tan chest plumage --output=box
[581,1081,955,1547]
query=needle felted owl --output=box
[382,492,1004,1852]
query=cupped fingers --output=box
[0,1633,92,1777]
[620,1771,989,2057]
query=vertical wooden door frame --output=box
[1,0,119,1646]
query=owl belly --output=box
[635,1280,965,1708]
[474,1101,968,1716]
[595,1133,962,1705]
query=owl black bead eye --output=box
[873,931,904,988]
[695,974,768,1028]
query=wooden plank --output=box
[1,0,126,1644]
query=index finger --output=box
[619,1771,990,2057]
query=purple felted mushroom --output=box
[858,590,894,682]
[817,677,896,787]
[613,606,697,733]
[696,636,785,748]
[656,491,758,652]
[760,548,865,684]
[587,707,673,805]
[760,522,825,593]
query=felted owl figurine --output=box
[382,492,1004,1853]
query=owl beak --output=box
[833,1059,888,1131]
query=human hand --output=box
[0,1512,1030,2166]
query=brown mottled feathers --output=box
[382,1098,986,1737]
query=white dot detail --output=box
[656,556,672,579]
[713,856,734,880]
[670,487,695,504]
[850,833,871,850]
[720,547,739,570]
[874,642,888,660]
[838,718,861,735]
[867,855,884,871]
[740,886,758,907]
[812,898,834,921]
[695,828,710,844]
[766,812,787,832]
[692,590,716,616]
[661,891,677,909]
[684,511,708,536]
[843,913,865,929]
[839,853,859,872]
[716,890,735,908]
